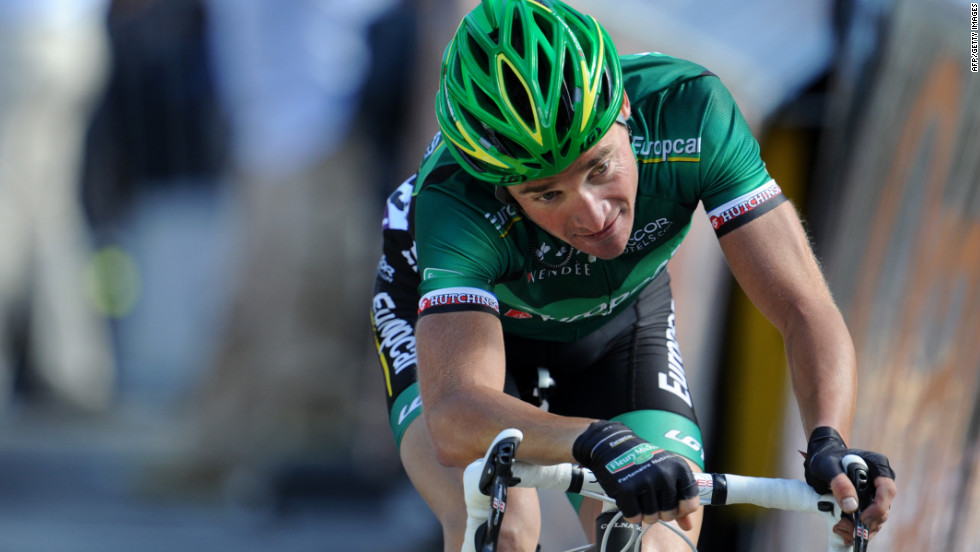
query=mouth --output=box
[579,213,620,241]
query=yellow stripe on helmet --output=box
[451,119,513,169]
[526,0,549,12]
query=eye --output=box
[592,161,610,178]
[537,190,560,202]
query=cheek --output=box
[609,172,637,205]
[623,165,639,201]
[540,210,571,236]
[515,202,563,235]
[607,153,638,199]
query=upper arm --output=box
[415,310,507,406]
[717,201,835,331]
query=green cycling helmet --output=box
[436,0,624,185]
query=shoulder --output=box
[414,133,505,224]
[411,133,523,290]
[621,53,718,97]
[382,176,416,234]
[622,53,742,138]
[623,53,747,121]
[416,133,461,189]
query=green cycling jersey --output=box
[413,53,785,341]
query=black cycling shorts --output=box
[500,270,703,470]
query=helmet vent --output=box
[502,64,535,130]
[449,52,464,86]
[457,149,486,174]
[461,109,490,144]
[536,44,553,104]
[540,150,555,167]
[474,86,505,124]
[563,47,579,97]
[467,35,491,78]
[509,9,526,59]
[597,66,612,112]
[533,11,554,42]
[558,138,572,159]
[564,11,594,61]
[555,48,575,138]
[483,128,510,156]
[487,128,535,171]
[578,37,593,63]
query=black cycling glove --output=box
[573,420,697,519]
[803,426,896,502]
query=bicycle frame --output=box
[463,429,868,552]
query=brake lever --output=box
[478,432,523,552]
[842,454,870,551]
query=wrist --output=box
[803,426,849,493]
[806,427,846,465]
[572,420,629,466]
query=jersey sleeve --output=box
[694,76,786,236]
[413,176,511,319]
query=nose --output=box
[571,189,607,234]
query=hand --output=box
[573,421,699,527]
[803,427,898,543]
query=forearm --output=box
[783,299,857,442]
[416,311,593,467]
[718,203,858,442]
[423,386,592,467]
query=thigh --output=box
[400,418,541,552]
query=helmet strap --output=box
[495,185,518,205]
[616,113,632,140]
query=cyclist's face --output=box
[506,121,637,260]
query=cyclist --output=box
[371,1,897,550]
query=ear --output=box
[620,91,631,120]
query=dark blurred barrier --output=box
[764,0,980,549]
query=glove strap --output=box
[808,426,846,447]
[573,420,619,464]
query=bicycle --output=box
[463,428,873,552]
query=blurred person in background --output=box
[0,0,116,411]
[174,0,404,492]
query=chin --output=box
[593,246,627,261]
[573,227,631,260]
[583,237,629,260]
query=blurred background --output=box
[0,0,976,551]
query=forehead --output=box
[511,125,626,194]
